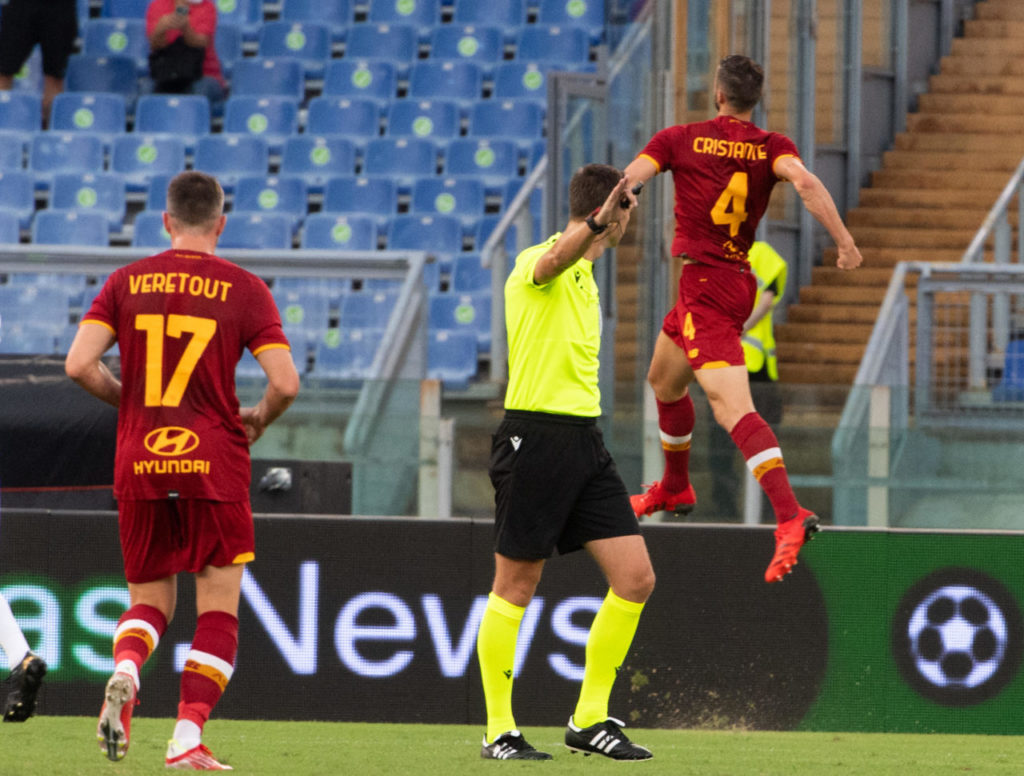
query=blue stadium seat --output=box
[273,277,351,301]
[0,285,69,352]
[0,210,19,244]
[77,0,91,30]
[322,177,396,222]
[31,210,109,246]
[367,0,441,36]
[101,0,147,18]
[515,26,591,65]
[386,99,460,140]
[537,0,605,43]
[452,0,526,28]
[111,134,187,192]
[993,340,1024,401]
[306,96,381,138]
[219,212,294,250]
[258,21,332,79]
[233,175,309,233]
[215,23,245,79]
[469,100,543,143]
[301,213,379,251]
[338,289,397,329]
[194,134,270,190]
[407,61,483,105]
[134,95,211,153]
[50,172,128,231]
[145,174,174,211]
[344,23,418,67]
[445,138,520,188]
[387,214,465,256]
[230,58,305,101]
[274,289,332,350]
[411,177,485,220]
[0,92,41,132]
[131,210,172,249]
[223,96,300,153]
[49,92,127,143]
[0,131,28,170]
[493,62,549,104]
[29,132,106,189]
[429,290,492,351]
[427,328,478,389]
[280,135,358,193]
[450,253,491,293]
[65,55,138,102]
[314,328,384,382]
[83,18,149,73]
[362,137,439,186]
[428,25,504,65]
[280,0,353,42]
[321,60,397,105]
[0,171,35,229]
[211,0,264,40]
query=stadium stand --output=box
[65,55,138,102]
[445,138,521,191]
[212,0,264,41]
[101,0,148,18]
[338,289,397,329]
[49,92,127,144]
[429,290,492,351]
[50,172,128,232]
[219,212,293,250]
[230,57,305,101]
[343,23,419,71]
[131,210,171,249]
[31,210,110,247]
[367,0,442,38]
[468,100,544,148]
[321,176,396,225]
[301,213,379,251]
[386,99,461,140]
[314,329,385,382]
[0,209,21,244]
[537,0,606,43]
[215,22,245,79]
[426,328,478,389]
[193,134,270,190]
[134,94,211,150]
[0,131,28,170]
[280,0,353,42]
[110,134,187,192]
[362,137,439,187]
[29,132,106,190]
[257,21,332,79]
[411,177,486,225]
[0,92,42,132]
[281,135,358,193]
[223,95,301,153]
[515,25,591,65]
[0,171,36,230]
[82,18,149,74]
[407,60,484,105]
[450,253,491,293]
[321,60,398,105]
[306,97,381,138]
[492,62,549,104]
[428,25,505,66]
[452,0,526,28]
[232,175,309,233]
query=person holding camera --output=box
[144,0,225,109]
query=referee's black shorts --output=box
[488,410,640,560]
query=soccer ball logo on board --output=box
[892,568,1024,706]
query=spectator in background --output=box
[0,0,78,123]
[708,240,787,518]
[144,0,226,110]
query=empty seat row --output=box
[96,0,605,42]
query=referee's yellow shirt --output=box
[503,233,601,417]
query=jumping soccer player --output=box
[625,54,862,582]
[66,171,299,769]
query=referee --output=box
[476,165,654,761]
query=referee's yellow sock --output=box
[477,592,525,743]
[572,589,645,729]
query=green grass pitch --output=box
[2,718,1022,775]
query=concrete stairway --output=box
[776,0,1024,384]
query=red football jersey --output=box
[638,115,800,269]
[83,250,289,501]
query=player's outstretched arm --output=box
[65,322,121,407]
[775,156,863,270]
[623,155,659,187]
[241,347,300,444]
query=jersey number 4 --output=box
[135,313,217,407]
[710,172,749,237]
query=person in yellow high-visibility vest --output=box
[709,240,787,517]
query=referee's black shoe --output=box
[565,716,652,761]
[481,730,553,760]
[3,651,47,722]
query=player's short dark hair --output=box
[716,54,764,112]
[568,164,623,219]
[166,171,224,228]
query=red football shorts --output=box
[118,499,255,584]
[662,261,757,369]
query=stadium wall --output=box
[2,512,1023,734]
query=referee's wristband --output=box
[585,213,608,234]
